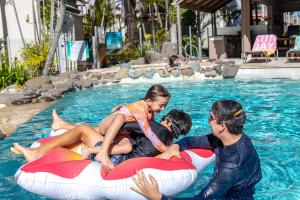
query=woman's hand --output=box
[111,104,125,113]
[131,170,162,200]
[159,144,181,160]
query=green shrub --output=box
[0,63,28,90]
[21,40,49,77]
[107,47,140,65]
[155,28,168,50]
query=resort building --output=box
[0,0,84,68]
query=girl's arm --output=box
[131,110,167,152]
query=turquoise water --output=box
[1,79,300,199]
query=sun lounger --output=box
[242,34,278,63]
[286,36,300,62]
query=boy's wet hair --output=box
[169,55,179,67]
[211,99,246,135]
[161,109,192,138]
[144,84,170,101]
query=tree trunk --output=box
[124,0,138,46]
[49,0,55,41]
[165,0,168,30]
[43,0,66,76]
[12,0,25,47]
[154,3,163,28]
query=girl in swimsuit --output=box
[87,84,170,169]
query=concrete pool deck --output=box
[1,58,300,138]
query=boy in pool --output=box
[131,99,262,199]
[12,84,173,169]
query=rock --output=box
[0,84,23,94]
[128,69,144,79]
[222,64,239,79]
[57,71,78,80]
[52,90,62,99]
[53,82,74,94]
[102,73,116,80]
[24,91,40,99]
[90,74,102,80]
[143,68,157,79]
[0,131,6,141]
[213,64,222,75]
[161,42,178,58]
[158,69,171,78]
[181,68,195,77]
[92,79,100,86]
[39,91,56,102]
[39,96,56,102]
[205,70,217,77]
[78,79,93,88]
[25,76,51,90]
[120,63,132,68]
[39,84,54,92]
[115,68,129,80]
[189,63,201,72]
[129,57,145,65]
[11,98,32,105]
[145,51,162,64]
[171,69,181,77]
[0,93,25,105]
[215,60,236,65]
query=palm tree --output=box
[124,0,138,46]
[43,0,66,76]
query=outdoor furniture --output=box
[286,36,300,62]
[242,34,278,63]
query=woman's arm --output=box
[176,134,218,151]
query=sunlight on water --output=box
[1,79,300,199]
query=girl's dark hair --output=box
[169,55,179,67]
[211,99,246,135]
[143,84,170,101]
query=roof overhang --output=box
[175,0,233,13]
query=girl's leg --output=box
[84,136,132,156]
[52,110,99,132]
[97,113,116,135]
[97,114,125,169]
[12,124,102,162]
[52,110,78,130]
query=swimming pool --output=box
[1,79,300,199]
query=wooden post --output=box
[241,0,251,53]
[176,5,182,56]
[197,11,202,59]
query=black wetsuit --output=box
[116,121,173,163]
[161,134,261,200]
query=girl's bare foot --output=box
[12,143,41,162]
[51,110,64,131]
[81,147,91,160]
[95,152,115,170]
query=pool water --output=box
[1,79,300,199]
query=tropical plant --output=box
[0,63,28,91]
[21,40,49,77]
[155,28,168,49]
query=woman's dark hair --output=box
[161,109,192,138]
[211,99,246,135]
[169,55,179,67]
[143,84,170,101]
